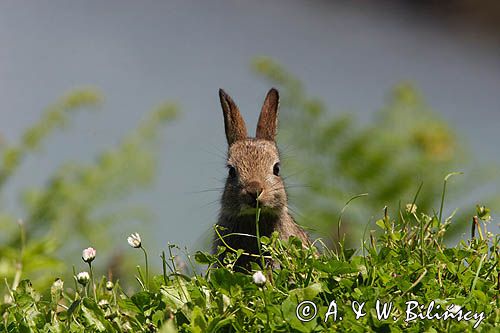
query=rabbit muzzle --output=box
[244,180,264,205]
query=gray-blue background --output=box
[1,1,498,258]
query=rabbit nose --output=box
[246,181,264,202]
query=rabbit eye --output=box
[228,165,237,178]
[273,162,280,176]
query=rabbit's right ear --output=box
[256,88,279,141]
[219,89,248,145]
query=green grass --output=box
[1,203,498,332]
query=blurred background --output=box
[1,0,499,289]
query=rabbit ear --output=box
[256,88,279,141]
[219,89,248,145]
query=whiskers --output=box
[265,177,315,231]
[185,187,225,194]
[200,145,227,163]
[267,177,310,195]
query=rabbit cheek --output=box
[262,193,283,212]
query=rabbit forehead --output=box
[227,139,279,167]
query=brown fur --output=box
[213,88,310,269]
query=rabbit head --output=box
[218,88,288,219]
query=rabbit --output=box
[212,88,310,270]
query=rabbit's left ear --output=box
[220,89,248,145]
[256,88,279,141]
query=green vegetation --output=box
[1,203,498,332]
[0,89,178,292]
[0,62,498,331]
[252,57,499,245]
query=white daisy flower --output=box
[127,233,142,248]
[252,271,267,286]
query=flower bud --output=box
[51,278,64,292]
[222,294,231,311]
[82,247,96,263]
[127,233,142,248]
[98,299,109,307]
[447,304,461,314]
[106,281,114,291]
[77,271,90,286]
[252,271,266,286]
[405,203,417,214]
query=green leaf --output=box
[281,284,322,333]
[206,315,235,331]
[158,320,178,333]
[375,219,386,230]
[189,306,207,332]
[117,298,141,313]
[194,251,215,265]
[160,280,191,310]
[131,291,152,311]
[313,260,358,276]
[81,298,109,332]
